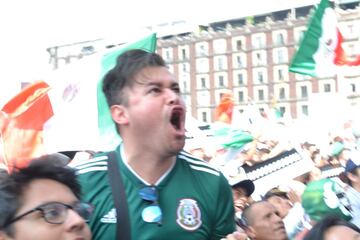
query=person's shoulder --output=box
[69,152,109,175]
[178,151,222,177]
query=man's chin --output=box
[168,142,185,154]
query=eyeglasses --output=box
[138,186,162,224]
[4,201,94,227]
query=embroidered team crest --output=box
[176,198,202,231]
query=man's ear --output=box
[110,105,129,125]
[245,226,256,239]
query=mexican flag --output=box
[0,33,157,171]
[289,0,360,77]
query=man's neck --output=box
[121,144,177,185]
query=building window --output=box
[218,76,225,87]
[236,40,243,50]
[347,24,354,36]
[197,91,210,105]
[324,83,331,92]
[201,77,206,88]
[196,58,209,73]
[278,69,284,81]
[256,53,262,65]
[295,28,307,44]
[238,73,244,85]
[279,106,286,116]
[214,39,227,54]
[217,58,224,70]
[259,108,265,116]
[199,45,207,56]
[279,87,286,99]
[238,91,244,102]
[201,112,207,122]
[276,33,284,45]
[257,72,264,83]
[253,36,264,49]
[301,105,308,115]
[181,80,187,93]
[277,49,284,63]
[301,86,308,98]
[253,51,266,66]
[181,49,187,59]
[236,56,242,67]
[182,63,187,72]
[351,83,356,93]
[164,49,172,61]
[258,89,264,101]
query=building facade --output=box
[156,3,360,123]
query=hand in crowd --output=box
[222,231,250,240]
[287,188,301,205]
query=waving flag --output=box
[214,92,234,124]
[289,0,360,77]
[221,129,254,149]
[0,82,53,171]
[0,33,157,171]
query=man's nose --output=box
[64,208,87,231]
[166,89,180,105]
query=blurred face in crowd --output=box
[266,195,292,218]
[340,149,351,161]
[348,167,360,190]
[324,225,360,240]
[189,148,207,161]
[245,202,287,240]
[0,179,92,240]
[232,187,252,214]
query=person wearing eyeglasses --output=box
[72,49,236,239]
[0,154,93,240]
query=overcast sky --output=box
[0,0,319,105]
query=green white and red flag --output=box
[0,33,157,172]
[289,0,360,77]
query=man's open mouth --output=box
[170,108,183,130]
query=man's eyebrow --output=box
[137,81,160,87]
[145,81,179,87]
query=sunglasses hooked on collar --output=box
[138,186,162,225]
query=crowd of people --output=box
[0,49,360,240]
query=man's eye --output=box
[170,85,181,93]
[42,206,63,220]
[44,208,61,218]
[150,88,161,93]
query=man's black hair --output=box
[0,154,80,236]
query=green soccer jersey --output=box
[72,145,235,240]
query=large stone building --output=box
[156,1,360,123]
